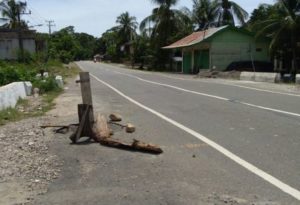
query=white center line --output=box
[85,71,300,201]
[113,71,300,118]
[96,62,300,97]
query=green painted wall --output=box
[180,28,270,72]
[194,50,209,70]
[210,29,270,70]
[183,52,192,74]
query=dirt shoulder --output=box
[0,77,81,205]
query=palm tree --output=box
[140,0,192,43]
[255,0,300,74]
[0,0,27,29]
[140,0,192,68]
[215,0,248,26]
[116,12,138,43]
[192,0,218,30]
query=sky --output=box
[19,0,275,37]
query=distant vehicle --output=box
[226,61,274,72]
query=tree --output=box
[115,12,138,43]
[192,0,218,30]
[247,4,275,28]
[253,0,300,75]
[0,0,27,29]
[215,0,248,26]
[140,0,192,68]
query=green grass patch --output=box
[0,89,63,126]
[0,107,22,126]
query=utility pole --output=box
[45,20,55,35]
[17,1,31,62]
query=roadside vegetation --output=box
[0,60,80,126]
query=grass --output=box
[0,90,63,126]
[0,107,22,126]
[45,61,81,79]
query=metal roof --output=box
[163,26,228,49]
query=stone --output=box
[33,88,40,98]
[125,123,135,133]
[109,113,122,122]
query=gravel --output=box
[0,117,62,201]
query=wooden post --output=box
[78,72,94,123]
[70,72,95,143]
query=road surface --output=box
[35,61,300,205]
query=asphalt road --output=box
[35,61,300,205]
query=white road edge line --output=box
[113,71,300,118]
[86,72,300,201]
[157,74,300,97]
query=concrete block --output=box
[44,72,49,78]
[275,73,281,83]
[254,72,277,83]
[296,74,300,84]
[23,81,32,96]
[0,82,27,110]
[240,72,255,81]
[55,75,64,88]
[240,72,277,83]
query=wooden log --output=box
[131,139,163,154]
[92,114,111,142]
[99,137,163,154]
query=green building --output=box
[163,26,270,74]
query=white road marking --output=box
[113,71,300,118]
[85,71,300,201]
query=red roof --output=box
[163,26,227,49]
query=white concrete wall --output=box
[240,72,278,83]
[296,74,300,84]
[0,82,28,110]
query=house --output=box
[0,29,36,60]
[163,26,270,74]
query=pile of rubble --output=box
[197,69,241,79]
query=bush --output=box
[32,77,61,94]
[0,63,36,86]
[0,61,61,94]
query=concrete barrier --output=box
[55,75,64,88]
[296,74,300,84]
[0,82,31,111]
[240,72,278,83]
